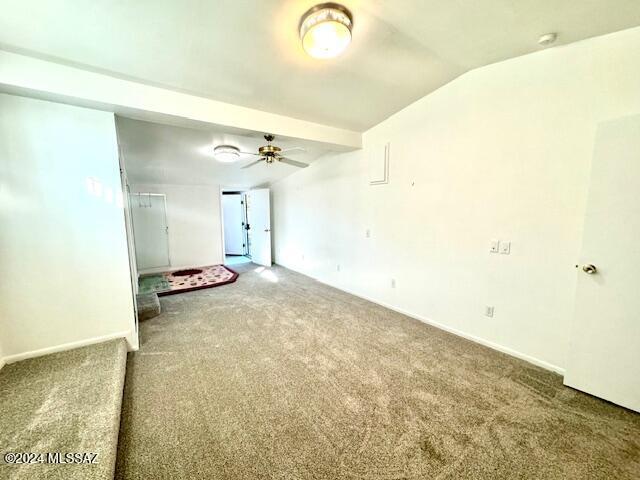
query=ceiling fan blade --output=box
[238,151,261,156]
[278,157,309,168]
[279,147,307,154]
[241,158,266,169]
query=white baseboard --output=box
[0,357,5,372]
[277,262,565,376]
[3,331,132,365]
[125,330,139,352]
[138,266,170,276]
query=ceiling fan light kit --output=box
[241,134,309,170]
[300,3,353,59]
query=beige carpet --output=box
[116,264,640,479]
[0,339,127,480]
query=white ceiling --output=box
[2,1,640,131]
[117,117,329,188]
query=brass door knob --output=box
[582,264,597,274]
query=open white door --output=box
[564,115,640,412]
[247,188,271,267]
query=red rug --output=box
[157,265,238,296]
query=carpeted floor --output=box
[116,263,640,479]
[1,339,127,480]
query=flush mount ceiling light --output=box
[299,3,353,59]
[213,145,240,163]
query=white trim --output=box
[138,266,171,276]
[125,330,139,352]
[218,186,227,261]
[277,262,565,375]
[115,130,140,351]
[2,331,131,365]
[0,357,5,371]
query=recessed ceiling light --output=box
[213,145,240,163]
[299,3,353,59]
[538,32,558,47]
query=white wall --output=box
[0,94,136,360]
[130,184,223,272]
[272,27,640,373]
[0,337,5,370]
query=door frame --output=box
[220,191,247,257]
[220,188,250,263]
[241,192,250,257]
[245,188,272,267]
[116,126,139,351]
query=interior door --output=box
[564,115,640,412]
[222,193,244,255]
[130,193,170,271]
[246,188,271,267]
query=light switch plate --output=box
[490,240,500,253]
[500,241,511,254]
[485,306,494,317]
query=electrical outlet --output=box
[391,278,396,288]
[500,241,511,255]
[490,240,500,253]
[484,305,494,317]
[337,264,341,272]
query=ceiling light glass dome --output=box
[299,3,353,59]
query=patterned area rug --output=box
[138,265,238,296]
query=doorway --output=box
[221,188,272,267]
[222,191,251,265]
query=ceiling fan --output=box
[240,134,309,169]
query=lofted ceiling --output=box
[2,1,640,131]
[116,117,329,188]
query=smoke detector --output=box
[538,33,558,47]
[213,145,240,163]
